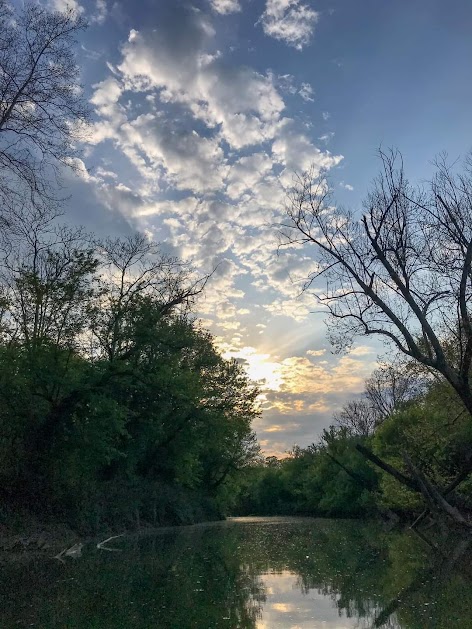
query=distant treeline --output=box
[0,204,260,532]
[234,358,472,521]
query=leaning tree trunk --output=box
[356,444,472,529]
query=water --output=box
[1,516,472,628]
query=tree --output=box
[283,150,472,418]
[0,202,97,352]
[0,2,89,203]
[333,399,378,437]
[0,208,260,526]
[90,234,208,362]
[365,361,424,421]
[333,361,426,437]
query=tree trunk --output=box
[355,444,419,491]
[403,453,471,528]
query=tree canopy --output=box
[0,204,260,530]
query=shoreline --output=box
[0,514,375,562]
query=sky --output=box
[41,0,472,456]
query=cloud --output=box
[299,82,314,102]
[209,0,241,14]
[122,114,228,193]
[340,181,354,191]
[265,423,300,433]
[84,3,343,347]
[226,152,274,199]
[91,0,107,24]
[272,118,343,178]
[260,0,319,50]
[118,13,284,149]
[49,0,84,13]
[307,349,326,356]
[90,77,123,112]
[220,342,378,453]
[225,344,376,403]
[318,132,334,144]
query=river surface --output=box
[2,516,472,628]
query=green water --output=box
[2,516,472,628]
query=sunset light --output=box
[2,2,471,625]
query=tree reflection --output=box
[1,520,472,628]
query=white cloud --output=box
[318,132,334,144]
[260,0,319,50]
[299,82,314,102]
[49,0,84,13]
[91,0,107,24]
[277,74,297,95]
[210,0,241,14]
[340,181,354,191]
[272,118,343,176]
[226,153,274,199]
[118,20,285,149]
[122,114,228,193]
[84,4,342,342]
[90,77,122,112]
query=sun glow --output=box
[225,346,283,391]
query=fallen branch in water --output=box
[53,542,83,562]
[97,533,124,551]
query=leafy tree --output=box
[0,203,97,352]
[0,206,260,529]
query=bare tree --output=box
[365,361,426,420]
[0,200,97,351]
[283,149,472,418]
[90,234,209,362]
[0,1,89,203]
[332,359,427,437]
[333,399,379,437]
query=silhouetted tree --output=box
[283,149,472,418]
[0,2,89,203]
[333,399,378,437]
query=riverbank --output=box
[0,507,227,561]
[0,513,347,561]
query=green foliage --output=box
[371,387,472,512]
[0,216,261,531]
[236,354,472,521]
[235,430,378,518]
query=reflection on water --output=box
[256,571,369,628]
[1,516,472,628]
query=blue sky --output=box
[44,0,472,455]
